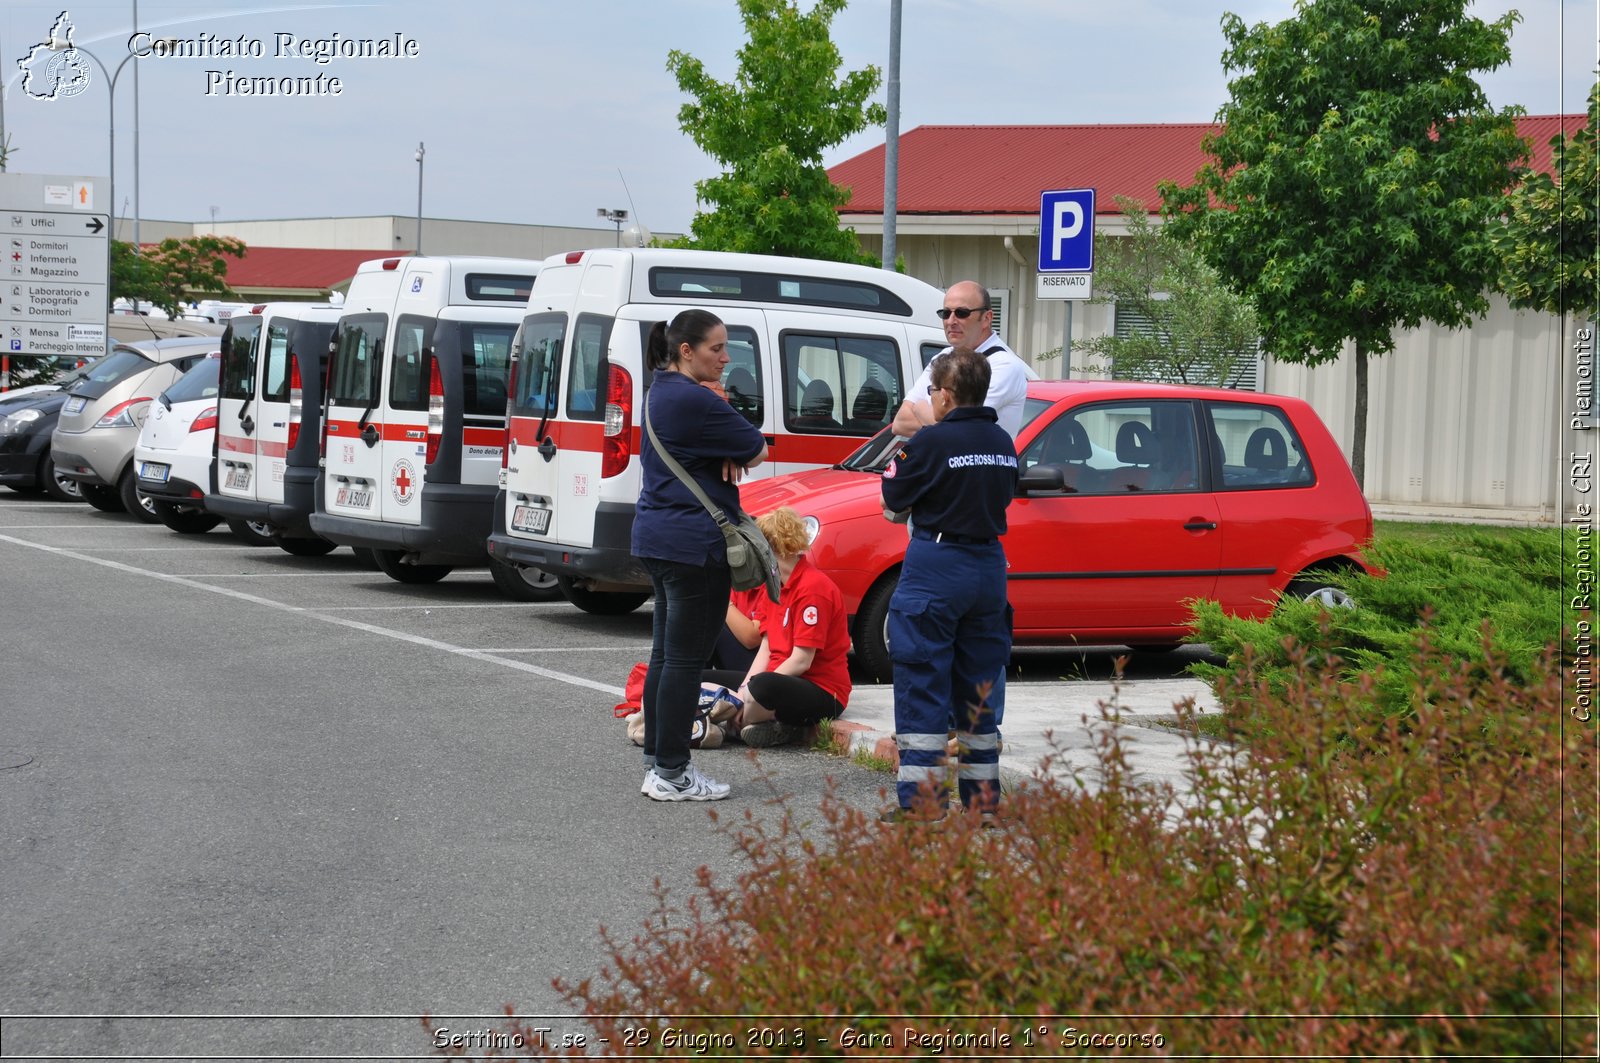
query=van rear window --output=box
[511,313,565,415]
[648,268,912,317]
[220,318,261,401]
[329,315,386,407]
[388,315,436,413]
[466,273,535,302]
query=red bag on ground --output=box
[614,661,648,718]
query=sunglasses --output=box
[935,306,989,320]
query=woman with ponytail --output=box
[633,309,767,801]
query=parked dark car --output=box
[0,376,90,502]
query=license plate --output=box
[512,504,551,534]
[336,485,373,509]
[64,396,85,414]
[224,465,251,490]
[139,461,170,483]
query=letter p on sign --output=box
[1038,188,1096,273]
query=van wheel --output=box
[852,570,899,684]
[118,467,162,524]
[39,454,83,503]
[488,557,563,601]
[225,518,277,547]
[371,548,452,585]
[352,547,382,570]
[151,499,222,534]
[556,576,650,615]
[81,482,126,513]
[273,535,339,557]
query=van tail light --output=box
[94,397,151,429]
[190,406,218,433]
[601,364,633,479]
[286,353,304,451]
[425,357,444,466]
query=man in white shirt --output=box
[892,280,1037,439]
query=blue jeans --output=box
[641,556,732,778]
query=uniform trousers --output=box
[888,537,1009,810]
[641,556,731,778]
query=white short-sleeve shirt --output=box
[911,334,1038,438]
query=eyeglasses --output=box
[926,384,950,397]
[935,306,989,321]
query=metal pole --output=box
[1063,300,1073,380]
[414,142,424,254]
[132,0,140,252]
[881,0,901,272]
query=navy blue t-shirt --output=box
[633,370,767,565]
[880,406,1018,539]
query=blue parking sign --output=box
[1038,188,1096,273]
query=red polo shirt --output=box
[756,554,852,706]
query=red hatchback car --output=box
[740,380,1375,680]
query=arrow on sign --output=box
[85,217,104,235]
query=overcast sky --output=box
[3,0,1593,239]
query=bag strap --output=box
[643,387,735,530]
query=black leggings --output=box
[701,668,844,728]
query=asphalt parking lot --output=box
[0,491,1208,1058]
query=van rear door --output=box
[503,312,568,547]
[433,309,518,489]
[323,313,387,520]
[377,313,434,524]
[252,314,295,504]
[215,314,262,502]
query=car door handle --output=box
[1184,520,1218,531]
[360,424,380,448]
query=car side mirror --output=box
[1018,463,1065,496]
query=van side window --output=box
[781,333,902,435]
[512,313,565,415]
[220,317,260,401]
[262,322,291,403]
[389,315,435,413]
[566,314,615,422]
[465,273,535,302]
[920,342,944,370]
[459,323,517,418]
[1208,402,1314,489]
[329,315,386,407]
[722,326,762,426]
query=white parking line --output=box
[469,646,652,653]
[0,523,155,529]
[314,602,577,610]
[0,532,626,698]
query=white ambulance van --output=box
[206,303,346,554]
[310,256,555,596]
[485,248,950,614]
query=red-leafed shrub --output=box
[428,627,1596,1059]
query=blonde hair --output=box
[757,506,810,558]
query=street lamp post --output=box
[414,142,425,255]
[597,207,627,247]
[50,39,139,246]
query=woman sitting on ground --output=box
[701,506,852,747]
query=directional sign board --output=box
[0,173,110,361]
[1037,187,1095,300]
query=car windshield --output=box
[163,357,221,403]
[80,348,154,387]
[835,395,1055,473]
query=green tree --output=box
[1067,196,1261,386]
[1492,74,1599,319]
[666,0,885,263]
[111,235,246,319]
[1161,0,1527,488]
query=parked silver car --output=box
[51,337,221,520]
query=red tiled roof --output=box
[215,247,407,290]
[830,115,1587,216]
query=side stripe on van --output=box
[218,434,288,459]
[505,416,868,467]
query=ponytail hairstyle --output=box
[646,308,724,371]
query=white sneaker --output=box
[641,764,731,802]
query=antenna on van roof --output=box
[617,169,650,247]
